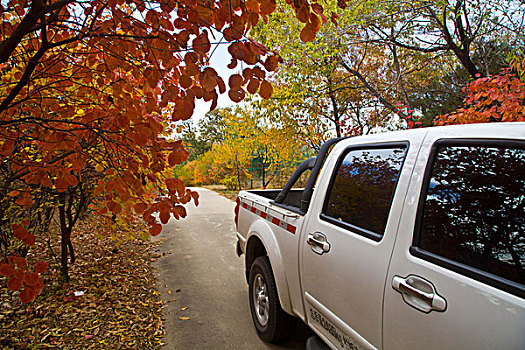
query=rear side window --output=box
[414,142,525,296]
[321,145,407,241]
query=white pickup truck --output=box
[234,123,525,350]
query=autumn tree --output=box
[180,108,228,162]
[363,0,524,79]
[251,1,430,134]
[177,103,308,189]
[252,0,524,130]
[239,101,308,188]
[435,55,525,125]
[0,0,333,302]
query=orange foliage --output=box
[0,255,47,303]
[0,0,337,302]
[436,56,525,125]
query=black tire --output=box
[248,256,295,343]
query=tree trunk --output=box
[262,149,266,189]
[235,153,242,191]
[58,193,70,282]
[327,77,341,137]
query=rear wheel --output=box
[248,256,295,343]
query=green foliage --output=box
[252,0,525,132]
[181,109,228,162]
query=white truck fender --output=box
[246,219,293,314]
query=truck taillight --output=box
[234,197,240,228]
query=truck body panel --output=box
[383,124,525,350]
[236,123,525,349]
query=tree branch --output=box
[339,60,406,119]
[0,0,45,63]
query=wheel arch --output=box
[245,220,293,314]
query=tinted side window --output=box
[418,144,525,288]
[322,146,407,240]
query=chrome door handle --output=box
[392,275,447,313]
[307,232,330,255]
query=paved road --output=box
[154,188,312,349]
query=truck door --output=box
[300,140,420,350]
[384,134,525,349]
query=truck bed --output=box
[245,189,304,211]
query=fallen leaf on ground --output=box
[0,214,164,349]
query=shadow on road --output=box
[273,321,314,349]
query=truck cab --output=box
[235,123,525,350]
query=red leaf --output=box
[259,80,273,99]
[20,287,36,303]
[245,0,259,12]
[300,22,317,42]
[34,261,49,274]
[107,201,122,215]
[247,78,260,94]
[228,88,246,102]
[260,0,276,15]
[216,76,226,94]
[312,3,324,15]
[23,234,36,246]
[168,148,189,166]
[7,190,19,197]
[172,205,187,219]
[264,56,279,72]
[12,224,28,240]
[14,268,25,280]
[179,75,193,89]
[165,178,184,194]
[149,223,162,236]
[249,40,267,56]
[7,277,23,292]
[193,30,211,54]
[200,67,218,91]
[227,58,238,69]
[172,100,194,121]
[0,263,15,277]
[66,174,78,187]
[24,272,40,287]
[34,278,44,295]
[55,176,69,192]
[134,202,148,214]
[191,191,199,206]
[159,210,171,224]
[13,256,27,270]
[228,74,244,89]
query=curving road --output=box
[154,188,311,349]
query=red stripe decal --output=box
[240,200,296,235]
